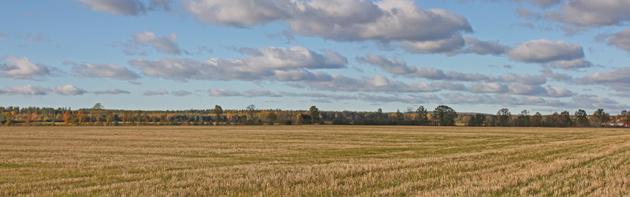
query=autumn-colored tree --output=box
[294,114,303,125]
[4,111,15,126]
[63,111,72,126]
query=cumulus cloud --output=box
[460,37,510,55]
[358,54,547,85]
[579,67,630,93]
[79,0,171,16]
[0,85,49,95]
[143,90,169,96]
[142,90,195,96]
[508,39,591,69]
[148,0,172,10]
[543,59,593,69]
[291,74,473,93]
[130,46,347,81]
[607,29,630,52]
[468,82,573,97]
[53,85,87,96]
[517,0,563,7]
[129,32,182,55]
[71,62,140,80]
[357,54,576,97]
[93,89,131,95]
[0,85,86,96]
[509,39,583,63]
[401,35,465,54]
[172,90,193,96]
[0,57,52,79]
[184,0,293,27]
[184,0,472,44]
[209,88,282,97]
[571,94,628,110]
[547,0,630,27]
[79,0,146,16]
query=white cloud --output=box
[71,62,140,80]
[143,90,169,96]
[548,0,630,27]
[184,0,293,27]
[509,39,584,63]
[0,85,49,95]
[0,57,52,79]
[543,59,593,70]
[184,0,472,43]
[607,29,630,52]
[79,0,171,16]
[508,39,592,69]
[518,0,563,7]
[172,90,192,96]
[93,89,131,95]
[358,54,548,85]
[460,37,510,55]
[208,88,282,97]
[79,0,146,16]
[579,67,630,93]
[130,32,182,55]
[53,85,87,96]
[401,35,465,54]
[130,46,347,81]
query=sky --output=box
[0,0,628,114]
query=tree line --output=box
[0,103,628,127]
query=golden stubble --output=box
[0,126,628,196]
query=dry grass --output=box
[1,126,629,196]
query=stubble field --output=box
[1,126,629,196]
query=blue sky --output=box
[0,0,628,114]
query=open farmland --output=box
[1,126,629,196]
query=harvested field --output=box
[1,126,629,196]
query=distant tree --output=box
[294,113,304,125]
[377,108,383,114]
[496,108,512,127]
[468,114,486,126]
[592,109,610,127]
[92,103,104,126]
[262,111,277,124]
[63,111,72,126]
[106,111,114,126]
[574,109,589,127]
[515,110,530,127]
[622,110,630,124]
[531,112,543,127]
[77,111,85,126]
[246,104,257,122]
[92,103,104,110]
[547,112,561,127]
[394,110,404,121]
[416,106,429,125]
[213,105,223,124]
[559,111,572,127]
[309,106,320,124]
[4,111,15,126]
[433,105,457,126]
